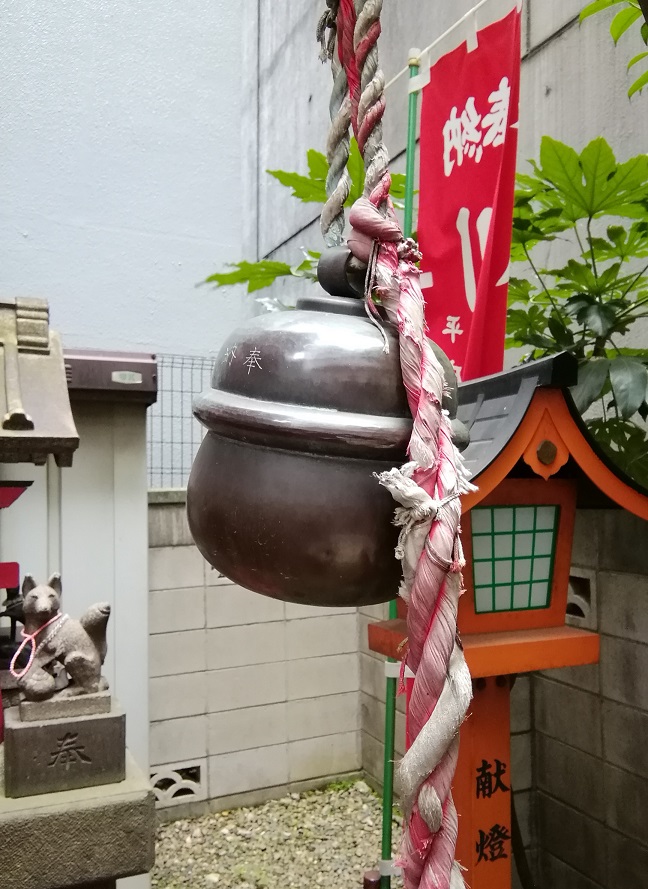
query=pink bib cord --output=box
[9,613,68,680]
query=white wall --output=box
[0,0,251,357]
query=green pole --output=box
[379,48,421,889]
[403,50,421,240]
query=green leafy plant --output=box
[508,135,648,486]
[580,0,648,97]
[204,138,406,299]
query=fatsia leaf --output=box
[345,138,365,205]
[571,358,610,412]
[582,303,617,335]
[266,168,327,204]
[610,5,643,43]
[205,260,294,293]
[609,356,648,417]
[537,137,648,220]
[389,172,407,200]
[642,21,648,43]
[507,277,536,306]
[307,149,329,182]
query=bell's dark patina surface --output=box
[187,250,466,607]
[187,250,412,606]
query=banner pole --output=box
[403,49,421,240]
[377,51,422,889]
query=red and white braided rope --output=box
[323,3,475,886]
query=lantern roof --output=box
[457,352,648,520]
[0,298,79,467]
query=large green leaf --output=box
[629,67,648,97]
[609,356,648,417]
[582,303,618,335]
[205,260,294,293]
[307,149,329,182]
[537,137,648,221]
[587,416,648,488]
[610,5,643,43]
[266,168,328,204]
[628,50,648,69]
[571,359,610,412]
[580,0,627,22]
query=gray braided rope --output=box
[321,54,352,246]
[318,1,352,247]
[353,0,390,199]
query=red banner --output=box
[418,7,521,381]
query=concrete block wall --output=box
[533,509,648,889]
[148,491,361,814]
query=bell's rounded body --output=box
[186,292,413,607]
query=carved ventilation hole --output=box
[566,569,597,631]
[150,759,207,807]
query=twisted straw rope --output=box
[318,1,352,246]
[319,3,474,886]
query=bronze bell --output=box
[187,248,465,608]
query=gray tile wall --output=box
[533,510,648,889]
[148,495,361,811]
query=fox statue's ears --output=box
[21,574,63,596]
[48,574,62,596]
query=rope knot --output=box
[397,237,422,264]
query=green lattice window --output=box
[471,505,559,613]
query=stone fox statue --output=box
[15,574,111,701]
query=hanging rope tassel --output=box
[319,3,476,886]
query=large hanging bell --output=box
[187,249,463,608]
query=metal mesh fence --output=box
[148,354,215,489]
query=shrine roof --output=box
[0,299,79,467]
[457,352,648,519]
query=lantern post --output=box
[368,353,648,889]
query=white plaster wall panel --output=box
[285,613,358,660]
[207,702,288,755]
[207,661,288,712]
[0,0,250,356]
[288,731,360,782]
[150,672,208,721]
[286,652,359,700]
[241,3,261,259]
[287,692,359,741]
[257,0,332,258]
[517,15,648,165]
[206,583,286,627]
[150,629,207,677]
[528,0,587,49]
[0,463,51,582]
[208,743,290,798]
[150,713,208,765]
[149,545,206,591]
[206,621,287,670]
[150,586,205,635]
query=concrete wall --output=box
[0,0,251,357]
[147,492,362,815]
[533,509,648,889]
[245,2,648,324]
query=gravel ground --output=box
[152,780,404,889]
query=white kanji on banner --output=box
[442,107,464,176]
[482,77,511,147]
[460,97,483,161]
[442,315,464,343]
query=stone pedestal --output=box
[0,748,155,889]
[3,701,125,798]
